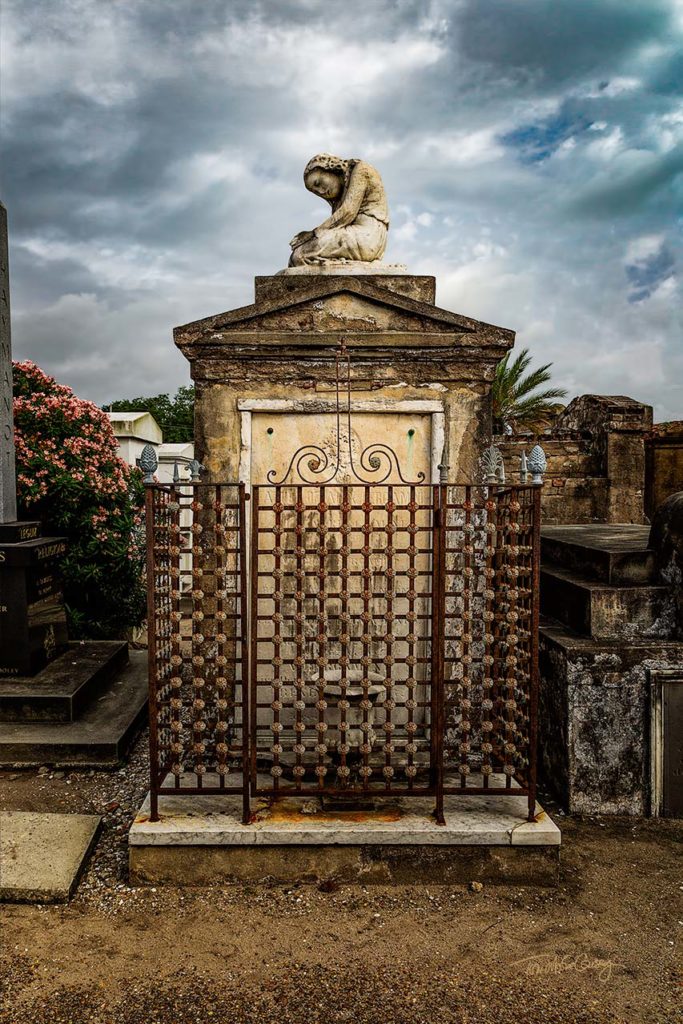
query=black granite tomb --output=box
[0,524,69,677]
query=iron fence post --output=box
[248,486,260,800]
[145,483,160,823]
[429,488,438,778]
[527,483,542,821]
[239,483,251,824]
[430,483,447,825]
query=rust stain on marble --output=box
[254,799,403,825]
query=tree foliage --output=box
[492,348,567,434]
[106,386,195,442]
[13,361,146,639]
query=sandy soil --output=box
[0,733,681,1024]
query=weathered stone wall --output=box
[496,431,607,524]
[177,273,515,486]
[496,394,653,524]
[539,625,683,815]
[557,395,652,523]
[649,491,683,640]
[645,422,683,520]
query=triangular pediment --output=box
[218,289,469,335]
[174,276,514,347]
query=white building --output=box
[107,415,196,594]
[106,414,195,478]
[107,411,163,467]
[157,441,196,483]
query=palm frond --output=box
[512,387,567,410]
[510,365,555,401]
[492,347,567,432]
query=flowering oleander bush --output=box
[13,360,146,639]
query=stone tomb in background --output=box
[0,530,69,677]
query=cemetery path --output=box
[0,733,681,1024]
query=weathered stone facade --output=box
[497,395,653,525]
[540,623,683,815]
[646,421,683,521]
[174,273,514,484]
[538,523,683,815]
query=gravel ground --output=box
[1,732,681,1024]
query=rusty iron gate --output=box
[145,481,540,825]
[146,483,250,824]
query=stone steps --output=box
[540,565,671,641]
[0,642,129,722]
[539,523,675,643]
[0,650,148,767]
[541,524,655,585]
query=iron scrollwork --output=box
[267,340,426,485]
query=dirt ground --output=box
[1,732,681,1024]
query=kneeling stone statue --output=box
[288,154,390,268]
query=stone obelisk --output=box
[0,203,17,525]
[0,202,68,675]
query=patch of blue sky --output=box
[625,245,676,303]
[500,111,594,163]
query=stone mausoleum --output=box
[130,154,562,884]
[129,152,682,885]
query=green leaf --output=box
[492,347,568,432]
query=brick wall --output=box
[495,395,653,525]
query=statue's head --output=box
[303,154,349,204]
[305,167,344,202]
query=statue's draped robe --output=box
[290,161,389,266]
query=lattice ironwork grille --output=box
[250,483,438,796]
[146,483,249,823]
[440,485,539,807]
[146,482,540,824]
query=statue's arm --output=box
[316,164,367,231]
[289,229,316,248]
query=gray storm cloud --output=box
[1,0,681,416]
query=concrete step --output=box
[540,566,672,641]
[541,524,655,584]
[0,651,148,767]
[0,811,100,902]
[0,642,129,722]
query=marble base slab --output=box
[129,774,560,849]
[276,261,408,276]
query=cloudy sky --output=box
[1,0,682,417]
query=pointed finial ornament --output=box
[480,444,505,486]
[137,443,158,484]
[528,444,547,485]
[437,442,449,485]
[520,450,528,484]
